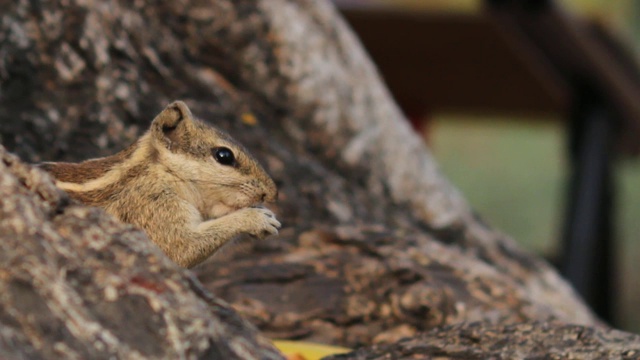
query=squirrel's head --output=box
[149,101,277,218]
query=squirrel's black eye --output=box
[213,147,236,166]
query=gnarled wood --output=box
[0,146,283,359]
[1,0,637,358]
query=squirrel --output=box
[39,101,281,268]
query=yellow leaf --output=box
[273,340,351,360]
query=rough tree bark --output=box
[1,0,639,358]
[326,322,640,359]
[0,147,283,359]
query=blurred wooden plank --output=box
[486,0,640,153]
[340,8,569,117]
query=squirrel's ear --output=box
[151,101,194,149]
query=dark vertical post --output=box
[562,89,616,322]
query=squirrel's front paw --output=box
[237,207,281,239]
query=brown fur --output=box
[40,101,281,268]
[63,164,147,207]
[39,143,138,183]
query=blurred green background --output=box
[431,118,640,333]
[406,0,640,332]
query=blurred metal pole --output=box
[562,94,616,322]
[485,0,620,322]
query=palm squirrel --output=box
[40,101,281,268]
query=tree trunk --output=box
[1,0,638,358]
[0,147,283,359]
[326,321,640,359]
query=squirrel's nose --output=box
[261,188,277,203]
[261,191,272,202]
[260,177,278,203]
